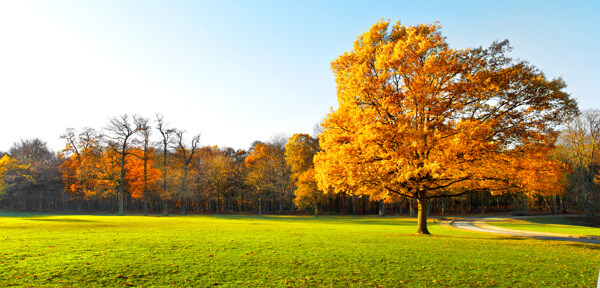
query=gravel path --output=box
[449,219,600,245]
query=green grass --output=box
[0,213,599,287]
[487,216,600,237]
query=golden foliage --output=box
[285,134,326,213]
[0,155,16,194]
[124,148,162,200]
[315,20,577,229]
[244,142,276,191]
[285,134,319,176]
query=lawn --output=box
[485,216,600,237]
[0,213,598,287]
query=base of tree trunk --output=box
[416,196,430,235]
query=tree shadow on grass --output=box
[429,232,535,241]
[219,215,421,226]
[433,232,600,247]
[352,219,420,226]
[23,218,98,223]
[564,242,600,250]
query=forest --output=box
[0,110,598,221]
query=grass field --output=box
[486,216,600,237]
[0,213,599,287]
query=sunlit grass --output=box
[487,216,600,237]
[0,213,598,287]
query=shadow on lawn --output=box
[433,233,532,242]
[519,215,599,228]
[440,232,600,247]
[23,218,98,223]
[218,214,420,226]
[564,242,600,250]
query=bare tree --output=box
[156,114,176,216]
[558,110,600,217]
[134,117,152,216]
[173,130,200,215]
[105,114,141,216]
[9,138,59,212]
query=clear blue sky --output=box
[0,0,598,152]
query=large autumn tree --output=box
[314,20,578,234]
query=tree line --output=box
[0,111,597,219]
[1,21,598,232]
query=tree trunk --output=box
[279,191,284,214]
[181,168,188,215]
[398,199,404,215]
[481,193,485,214]
[162,136,169,216]
[258,194,262,216]
[441,197,446,214]
[180,196,186,215]
[378,199,386,216]
[39,189,43,213]
[143,155,148,216]
[410,199,415,217]
[108,197,114,213]
[119,152,126,216]
[416,195,430,235]
[351,193,356,215]
[456,200,460,216]
[163,200,169,216]
[241,193,245,212]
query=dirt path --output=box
[449,218,600,245]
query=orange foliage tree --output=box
[285,133,326,216]
[124,148,162,201]
[314,20,578,234]
[244,142,276,216]
[59,128,104,210]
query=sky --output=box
[0,0,598,153]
